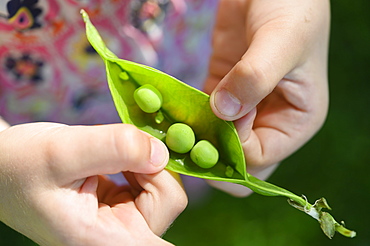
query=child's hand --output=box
[0,123,187,245]
[204,0,330,196]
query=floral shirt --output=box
[0,0,218,125]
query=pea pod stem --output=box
[231,174,356,239]
[167,163,355,238]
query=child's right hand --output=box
[204,0,330,197]
[0,123,187,245]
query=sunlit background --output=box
[1,1,369,245]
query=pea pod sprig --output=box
[81,10,355,239]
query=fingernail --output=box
[150,138,168,166]
[214,89,242,117]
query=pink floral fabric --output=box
[0,0,218,125]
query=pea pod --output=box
[81,11,246,183]
[81,10,355,239]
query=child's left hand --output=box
[0,123,187,245]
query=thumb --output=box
[210,24,303,121]
[45,124,169,183]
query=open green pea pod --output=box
[81,10,355,239]
[81,14,245,184]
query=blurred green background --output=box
[1,1,369,245]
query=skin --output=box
[0,122,187,245]
[204,0,330,196]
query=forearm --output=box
[0,116,10,132]
[0,115,10,217]
[0,116,10,222]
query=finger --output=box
[234,107,257,143]
[209,11,310,121]
[134,170,188,236]
[123,172,143,197]
[85,201,173,245]
[45,124,169,183]
[241,110,311,168]
[206,180,253,198]
[203,0,247,95]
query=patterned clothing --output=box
[0,0,218,125]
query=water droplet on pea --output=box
[155,110,164,124]
[119,71,129,80]
[225,165,234,177]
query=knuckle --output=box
[113,125,150,170]
[158,172,188,214]
[238,59,275,95]
[171,188,188,214]
[44,126,71,174]
[169,185,188,214]
[177,191,188,212]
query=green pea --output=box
[166,123,195,154]
[190,140,219,169]
[134,84,163,113]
